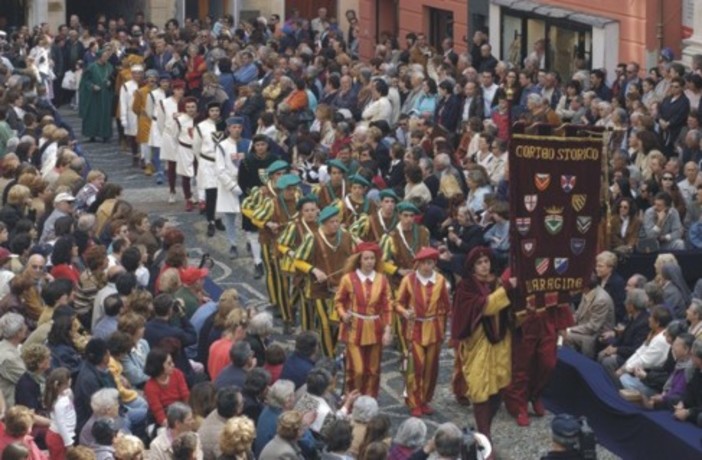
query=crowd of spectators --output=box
[0,4,702,460]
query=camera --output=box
[460,427,489,460]
[577,418,597,460]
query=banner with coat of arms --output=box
[509,134,603,317]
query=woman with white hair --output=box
[244,311,273,367]
[387,417,427,459]
[78,388,123,448]
[0,312,28,406]
[348,395,379,457]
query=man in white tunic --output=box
[192,101,226,237]
[158,79,185,203]
[215,117,251,258]
[175,96,199,212]
[146,73,169,185]
[119,64,143,166]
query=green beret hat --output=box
[397,201,420,214]
[379,189,400,202]
[266,160,290,175]
[276,174,301,190]
[348,174,371,188]
[296,193,319,210]
[327,159,349,174]
[318,205,340,223]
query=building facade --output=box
[353,0,684,75]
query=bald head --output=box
[26,254,46,281]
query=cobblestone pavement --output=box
[63,108,619,459]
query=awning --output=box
[490,0,617,28]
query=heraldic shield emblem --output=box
[524,195,538,212]
[516,217,531,236]
[561,175,576,193]
[535,257,550,275]
[535,173,551,191]
[571,238,586,255]
[572,194,587,212]
[544,206,564,235]
[576,216,592,234]
[521,239,536,257]
[554,257,569,275]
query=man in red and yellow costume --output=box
[395,247,450,417]
[335,242,393,397]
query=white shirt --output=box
[623,331,670,372]
[355,269,376,283]
[620,216,630,238]
[482,83,499,116]
[49,390,76,446]
[361,97,392,124]
[678,178,697,204]
[416,271,437,286]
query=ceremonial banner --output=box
[509,134,603,316]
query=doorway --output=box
[428,7,453,50]
[65,0,145,24]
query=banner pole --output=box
[602,129,612,252]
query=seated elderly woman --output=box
[0,406,46,457]
[219,416,257,460]
[643,332,696,410]
[387,417,427,460]
[244,311,273,367]
[673,339,702,427]
[79,388,128,448]
[0,312,28,407]
[348,395,379,457]
[660,263,692,319]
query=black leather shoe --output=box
[253,263,264,279]
[207,222,215,237]
[215,219,226,231]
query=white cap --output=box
[54,192,76,204]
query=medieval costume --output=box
[295,205,356,357]
[395,247,450,417]
[452,246,513,447]
[334,242,393,396]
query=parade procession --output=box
[2,1,702,459]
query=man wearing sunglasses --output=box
[642,191,685,250]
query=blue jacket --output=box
[214,364,247,390]
[279,352,315,390]
[144,316,197,377]
[74,362,117,433]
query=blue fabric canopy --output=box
[544,347,702,459]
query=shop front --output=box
[489,0,618,81]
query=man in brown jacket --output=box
[563,275,615,358]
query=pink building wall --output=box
[360,0,683,67]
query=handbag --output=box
[61,70,77,90]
